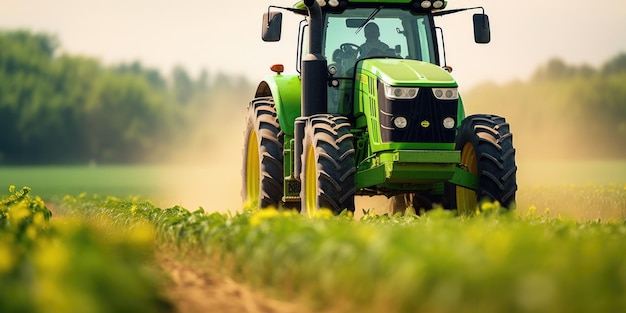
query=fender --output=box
[254,74,302,136]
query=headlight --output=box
[432,88,458,100]
[393,116,408,129]
[442,117,455,129]
[414,0,447,11]
[384,85,419,100]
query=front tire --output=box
[300,115,356,215]
[450,114,517,214]
[242,97,283,209]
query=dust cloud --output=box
[463,88,626,219]
[151,89,395,215]
[152,92,248,213]
[152,86,625,218]
[464,95,624,182]
[462,81,625,163]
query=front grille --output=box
[378,83,457,143]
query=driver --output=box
[359,23,390,58]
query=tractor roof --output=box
[295,0,413,7]
[293,0,446,11]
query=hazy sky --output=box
[2,0,626,90]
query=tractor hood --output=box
[359,59,457,87]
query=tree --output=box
[602,52,626,75]
[171,65,193,106]
[0,29,253,164]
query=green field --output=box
[1,160,625,312]
[2,160,625,219]
[1,161,625,311]
[0,165,164,199]
[2,184,625,312]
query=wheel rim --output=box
[456,142,478,215]
[304,145,318,216]
[245,130,260,207]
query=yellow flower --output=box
[280,210,296,217]
[34,239,69,274]
[312,208,334,220]
[480,202,495,212]
[249,208,279,226]
[127,222,156,248]
[33,212,46,226]
[8,202,31,225]
[26,225,38,241]
[480,201,501,214]
[0,244,15,273]
[35,196,46,208]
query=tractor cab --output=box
[320,7,439,115]
[263,1,489,116]
[322,8,437,72]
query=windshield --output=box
[323,8,437,78]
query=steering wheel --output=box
[340,43,360,57]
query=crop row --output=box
[0,187,170,313]
[59,186,626,313]
[4,184,626,313]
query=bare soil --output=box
[157,253,310,313]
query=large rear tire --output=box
[449,114,517,214]
[242,97,284,208]
[300,115,356,215]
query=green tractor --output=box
[243,0,517,215]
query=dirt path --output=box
[157,253,310,313]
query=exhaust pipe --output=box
[294,0,328,181]
[301,0,327,117]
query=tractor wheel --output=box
[449,114,517,214]
[242,97,283,208]
[300,114,356,215]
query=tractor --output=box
[243,0,517,215]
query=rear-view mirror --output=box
[262,11,282,42]
[473,13,491,44]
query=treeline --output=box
[464,53,626,160]
[0,30,251,164]
[2,30,625,163]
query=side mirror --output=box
[473,14,491,44]
[262,12,282,42]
